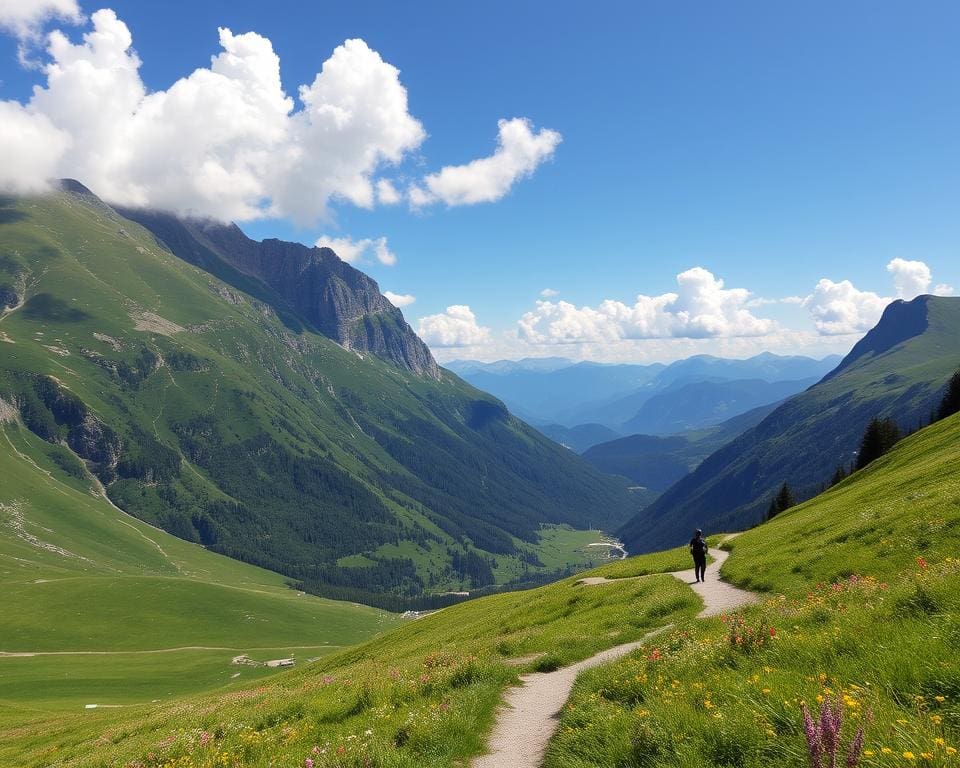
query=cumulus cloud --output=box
[0,11,557,222]
[803,279,889,335]
[410,118,561,207]
[540,288,559,298]
[0,100,71,192]
[0,0,80,38]
[315,234,396,266]
[383,291,415,308]
[887,258,932,299]
[376,178,401,205]
[418,305,492,347]
[518,267,776,344]
[802,258,952,335]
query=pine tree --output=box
[937,369,960,421]
[830,464,848,487]
[775,482,796,512]
[855,416,902,470]
[767,481,796,520]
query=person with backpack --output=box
[689,529,708,582]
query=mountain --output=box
[445,357,574,376]
[564,353,842,428]
[116,202,439,378]
[0,184,638,606]
[620,376,818,434]
[454,361,665,424]
[454,352,841,429]
[619,294,960,552]
[535,422,623,453]
[581,400,781,489]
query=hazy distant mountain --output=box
[581,400,781,489]
[535,423,623,453]
[445,357,574,376]
[621,376,819,435]
[451,361,665,424]
[454,352,842,430]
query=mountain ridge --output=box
[619,294,960,552]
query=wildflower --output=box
[947,747,957,755]
[304,760,314,768]
[917,557,928,570]
[920,753,933,760]
[904,752,916,761]
[934,696,945,703]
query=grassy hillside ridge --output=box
[1,545,703,766]
[620,294,960,552]
[4,413,959,766]
[546,412,960,768]
[0,187,636,603]
[720,408,960,594]
[0,417,395,708]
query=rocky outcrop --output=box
[114,205,439,378]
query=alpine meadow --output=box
[1,3,959,768]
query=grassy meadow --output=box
[547,412,960,767]
[2,544,702,766]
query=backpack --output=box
[692,537,708,556]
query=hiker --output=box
[689,529,708,582]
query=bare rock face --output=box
[112,204,440,378]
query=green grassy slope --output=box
[0,417,394,711]
[0,188,637,604]
[548,412,960,768]
[4,412,959,767]
[1,546,702,766]
[621,294,960,552]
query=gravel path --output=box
[472,536,759,768]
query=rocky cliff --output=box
[113,202,439,378]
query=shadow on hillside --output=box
[0,196,27,226]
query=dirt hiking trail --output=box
[473,535,758,768]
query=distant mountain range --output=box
[0,182,638,606]
[449,352,841,433]
[619,294,960,553]
[580,400,782,491]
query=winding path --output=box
[472,537,758,768]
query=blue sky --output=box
[1,1,958,362]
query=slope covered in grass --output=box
[1,547,702,766]
[0,418,395,712]
[0,187,637,605]
[548,412,960,768]
[621,294,960,552]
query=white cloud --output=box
[540,288,559,298]
[803,278,889,335]
[0,100,71,192]
[383,291,415,308]
[376,178,401,205]
[411,117,561,207]
[1,12,557,220]
[418,305,492,347]
[802,258,952,335]
[518,267,776,344]
[315,234,396,266]
[886,258,932,299]
[0,12,428,222]
[0,0,80,38]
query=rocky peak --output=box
[112,204,440,378]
